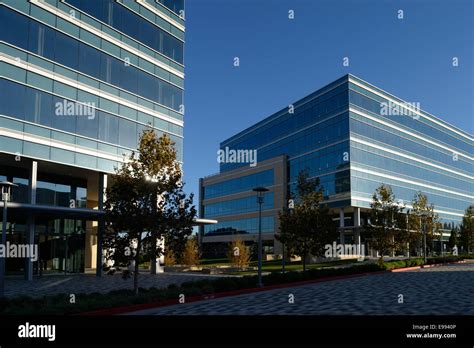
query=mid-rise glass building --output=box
[0,0,185,277]
[199,74,473,257]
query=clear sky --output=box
[182,0,473,207]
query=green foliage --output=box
[104,130,196,294]
[459,206,474,253]
[407,191,442,255]
[448,227,459,250]
[365,184,407,264]
[277,169,338,271]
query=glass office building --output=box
[199,74,473,257]
[0,0,185,277]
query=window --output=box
[51,96,76,133]
[79,42,101,77]
[0,7,29,48]
[118,117,137,148]
[54,31,79,70]
[98,111,118,144]
[0,79,26,120]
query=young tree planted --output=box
[459,206,474,253]
[277,169,337,271]
[103,130,196,294]
[228,237,251,270]
[181,236,200,266]
[408,191,442,257]
[365,184,406,266]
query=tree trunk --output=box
[134,236,142,295]
[302,251,307,272]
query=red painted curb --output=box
[77,260,467,316]
[390,266,421,272]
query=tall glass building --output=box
[0,0,185,277]
[199,74,473,257]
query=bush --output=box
[181,238,200,266]
[227,238,251,270]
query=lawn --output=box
[201,257,360,275]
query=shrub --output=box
[164,250,177,266]
[227,238,251,270]
[181,238,200,266]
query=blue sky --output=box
[182,0,473,205]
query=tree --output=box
[103,130,196,294]
[181,236,200,266]
[459,206,474,253]
[228,238,250,270]
[408,191,442,257]
[276,169,337,271]
[365,184,406,266]
[448,227,459,251]
[164,249,177,266]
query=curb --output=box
[390,260,465,272]
[78,260,467,316]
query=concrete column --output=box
[25,160,37,281]
[96,173,106,277]
[354,207,361,255]
[354,207,360,227]
[29,161,37,205]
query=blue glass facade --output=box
[200,74,473,254]
[0,0,185,275]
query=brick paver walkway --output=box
[135,263,474,315]
[5,272,231,298]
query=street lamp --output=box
[282,198,295,274]
[253,187,269,288]
[0,181,18,298]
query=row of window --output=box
[158,0,185,16]
[1,79,183,160]
[204,170,274,200]
[349,88,472,155]
[350,115,472,174]
[226,88,348,153]
[0,173,87,208]
[1,135,120,172]
[65,0,183,63]
[204,192,274,218]
[351,174,470,213]
[1,7,183,111]
[223,81,348,148]
[289,141,350,182]
[351,143,472,193]
[204,216,274,236]
[288,170,351,198]
[221,113,349,173]
[350,198,462,230]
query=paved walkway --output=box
[133,263,474,315]
[4,272,230,298]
